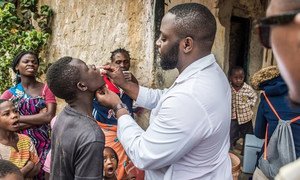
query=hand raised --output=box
[95,86,122,109]
[102,65,127,88]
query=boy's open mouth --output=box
[106,166,114,175]
[12,121,19,126]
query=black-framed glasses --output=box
[257,10,300,49]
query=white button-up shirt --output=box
[117,54,232,180]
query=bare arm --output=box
[18,122,32,130]
[23,162,41,178]
[19,103,56,125]
[20,161,34,176]
[131,74,139,85]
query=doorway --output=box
[229,16,250,80]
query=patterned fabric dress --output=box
[8,83,51,179]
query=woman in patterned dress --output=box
[0,51,56,179]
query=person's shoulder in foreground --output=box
[46,56,106,180]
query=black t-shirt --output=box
[50,105,105,180]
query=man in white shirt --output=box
[97,3,232,180]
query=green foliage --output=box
[0,0,52,93]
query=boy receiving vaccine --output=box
[0,99,40,178]
[229,66,257,154]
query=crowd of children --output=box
[0,50,143,180]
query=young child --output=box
[46,56,106,179]
[229,66,257,154]
[103,147,118,180]
[0,159,24,180]
[0,99,40,178]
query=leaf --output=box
[0,2,52,91]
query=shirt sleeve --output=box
[136,86,167,110]
[118,91,208,170]
[44,84,56,104]
[0,90,13,99]
[74,141,104,180]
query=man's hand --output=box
[102,65,127,89]
[96,86,122,109]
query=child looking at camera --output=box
[103,147,118,180]
[0,99,40,178]
[229,66,257,154]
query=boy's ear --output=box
[77,82,88,91]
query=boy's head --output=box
[46,57,105,102]
[229,66,245,88]
[110,48,131,71]
[0,159,23,180]
[0,99,20,132]
[103,147,118,178]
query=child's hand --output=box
[24,161,41,178]
[20,161,34,176]
[123,71,132,81]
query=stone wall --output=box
[39,0,156,129]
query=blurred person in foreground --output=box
[256,0,300,179]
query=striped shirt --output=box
[0,133,39,168]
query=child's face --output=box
[103,148,118,178]
[230,70,245,88]
[70,59,105,92]
[0,101,20,132]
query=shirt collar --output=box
[174,54,216,84]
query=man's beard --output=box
[159,41,179,70]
